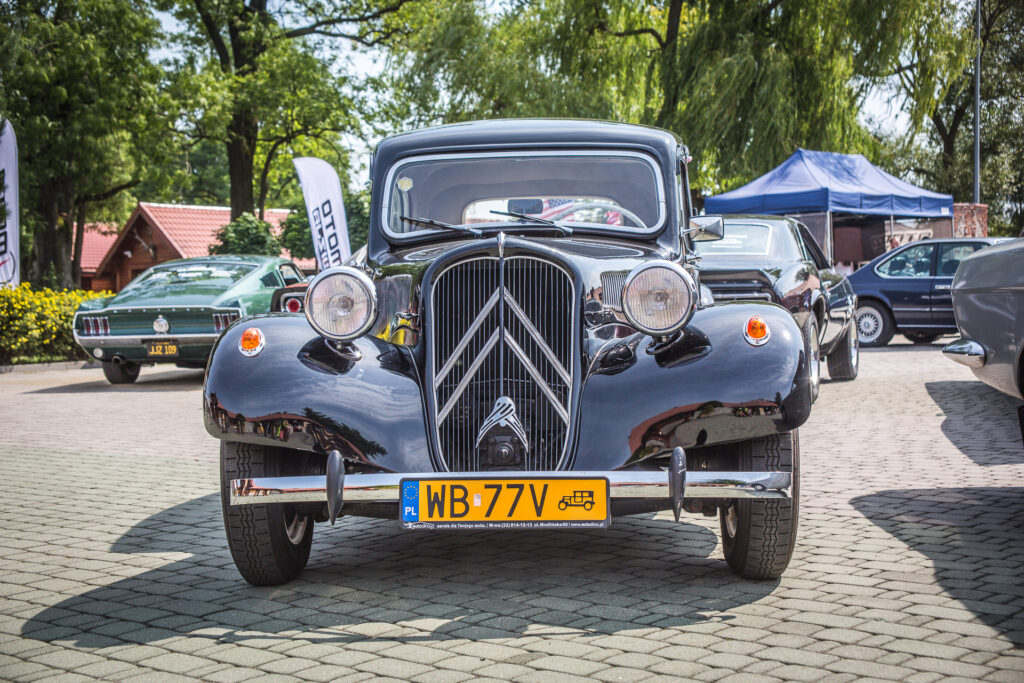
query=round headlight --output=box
[304,267,377,341]
[622,261,696,336]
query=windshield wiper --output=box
[489,210,573,235]
[400,215,482,237]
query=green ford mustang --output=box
[74,255,306,384]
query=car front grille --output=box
[429,255,576,472]
[704,280,775,303]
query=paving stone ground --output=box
[1,341,1023,682]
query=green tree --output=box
[157,0,417,220]
[210,213,282,255]
[0,0,167,287]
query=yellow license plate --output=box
[146,340,179,357]
[400,477,609,529]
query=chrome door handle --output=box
[935,284,951,291]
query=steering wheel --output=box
[548,202,649,230]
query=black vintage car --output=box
[204,120,813,585]
[697,216,860,398]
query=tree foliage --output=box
[210,213,282,255]
[0,0,167,287]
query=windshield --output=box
[696,223,772,256]
[383,152,664,236]
[122,262,256,293]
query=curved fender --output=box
[574,302,810,471]
[203,314,432,472]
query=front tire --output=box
[856,302,894,347]
[220,441,313,585]
[827,324,859,381]
[102,360,140,384]
[720,431,800,580]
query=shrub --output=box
[0,284,112,364]
[209,213,281,256]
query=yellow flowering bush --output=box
[0,284,112,364]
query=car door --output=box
[931,242,988,328]
[872,242,937,329]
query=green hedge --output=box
[0,284,112,365]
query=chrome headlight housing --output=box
[304,267,377,341]
[622,261,697,336]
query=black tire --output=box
[102,361,140,384]
[558,501,567,511]
[220,441,313,585]
[856,302,894,347]
[802,318,821,403]
[827,324,859,381]
[903,332,941,345]
[720,431,800,580]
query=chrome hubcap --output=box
[850,329,859,367]
[857,309,881,343]
[284,507,309,545]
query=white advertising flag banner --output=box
[0,120,19,287]
[293,157,350,271]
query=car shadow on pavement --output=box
[25,369,205,393]
[21,493,777,649]
[851,486,1024,648]
[926,380,1023,465]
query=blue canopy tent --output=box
[703,149,954,261]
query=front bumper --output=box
[230,469,793,506]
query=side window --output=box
[279,264,303,286]
[936,243,983,278]
[260,270,284,288]
[797,225,830,270]
[876,243,936,278]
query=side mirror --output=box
[688,215,725,242]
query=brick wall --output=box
[953,203,989,237]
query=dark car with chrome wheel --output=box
[697,216,860,398]
[204,120,813,585]
[847,237,1007,347]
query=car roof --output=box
[152,255,288,269]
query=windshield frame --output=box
[379,150,668,241]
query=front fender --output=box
[574,302,810,471]
[203,314,431,472]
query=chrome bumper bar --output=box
[230,469,792,506]
[942,337,986,368]
[73,332,221,346]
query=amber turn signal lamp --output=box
[744,316,770,346]
[239,327,265,357]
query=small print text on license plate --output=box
[400,478,609,529]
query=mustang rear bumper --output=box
[230,469,792,506]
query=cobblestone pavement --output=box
[2,343,1023,682]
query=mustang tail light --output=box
[81,316,109,336]
[213,312,241,332]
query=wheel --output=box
[102,360,140,384]
[220,441,313,585]
[827,324,859,381]
[720,431,800,580]
[583,501,594,511]
[558,500,568,511]
[903,332,941,345]
[802,318,821,402]
[856,302,894,347]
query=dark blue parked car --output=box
[848,237,1008,346]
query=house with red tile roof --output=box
[90,203,316,291]
[75,223,120,291]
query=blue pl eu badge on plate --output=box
[401,480,419,522]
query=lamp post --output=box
[973,0,981,204]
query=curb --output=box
[0,360,101,375]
